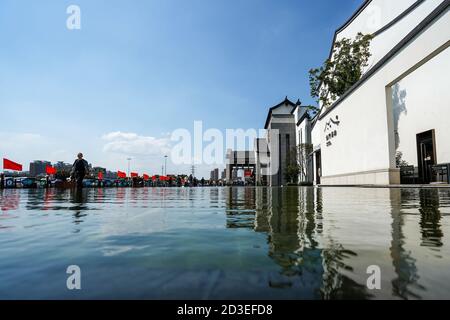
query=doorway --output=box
[416,130,436,184]
[315,150,322,185]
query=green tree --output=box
[297,143,314,182]
[396,151,409,168]
[309,32,373,108]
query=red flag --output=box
[46,166,57,175]
[131,172,138,178]
[98,171,104,180]
[143,174,150,181]
[117,171,127,178]
[3,158,22,171]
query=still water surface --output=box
[1,187,450,300]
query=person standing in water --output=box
[71,153,89,189]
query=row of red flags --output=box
[4,158,172,181]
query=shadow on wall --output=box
[392,83,408,151]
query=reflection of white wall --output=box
[318,187,396,297]
[394,48,450,166]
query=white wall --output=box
[316,5,450,184]
[394,47,450,166]
[337,0,416,39]
[335,0,445,72]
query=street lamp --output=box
[164,155,167,176]
[164,155,168,176]
[127,158,132,177]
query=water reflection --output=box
[0,186,449,299]
[225,187,450,300]
[390,189,421,299]
[1,189,20,212]
[70,188,89,227]
[418,189,444,248]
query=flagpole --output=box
[1,159,4,189]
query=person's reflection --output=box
[70,188,89,229]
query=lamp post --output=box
[164,155,168,176]
[127,158,132,177]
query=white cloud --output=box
[101,131,171,156]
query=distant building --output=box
[29,161,51,177]
[210,168,220,181]
[254,138,269,186]
[54,161,72,173]
[221,169,226,180]
[105,171,117,179]
[226,150,256,183]
[263,97,297,186]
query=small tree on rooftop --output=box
[309,32,373,108]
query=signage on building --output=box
[325,115,340,147]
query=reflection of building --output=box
[388,188,447,299]
[29,160,51,177]
[228,186,372,299]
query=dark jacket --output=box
[72,159,89,177]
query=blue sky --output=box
[0,0,363,176]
